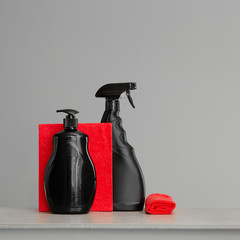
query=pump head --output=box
[56,109,79,129]
[95,82,136,108]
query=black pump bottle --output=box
[96,83,145,211]
[44,109,96,214]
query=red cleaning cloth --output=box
[145,194,176,214]
[39,123,112,212]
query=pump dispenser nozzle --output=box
[56,109,79,129]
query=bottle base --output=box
[49,207,91,214]
[113,202,144,211]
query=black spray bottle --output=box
[44,109,96,214]
[96,83,145,211]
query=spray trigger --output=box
[126,90,135,108]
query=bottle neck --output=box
[64,127,77,131]
[105,99,120,111]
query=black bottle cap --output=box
[95,82,136,108]
[56,109,79,129]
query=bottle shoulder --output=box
[102,110,121,122]
[54,129,88,138]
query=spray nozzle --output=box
[56,109,79,129]
[95,82,136,108]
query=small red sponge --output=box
[145,193,176,214]
[39,123,112,212]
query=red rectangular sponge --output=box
[39,123,112,212]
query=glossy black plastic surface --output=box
[96,81,146,211]
[101,100,145,211]
[44,129,96,214]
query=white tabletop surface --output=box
[0,208,239,230]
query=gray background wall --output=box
[0,0,240,209]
